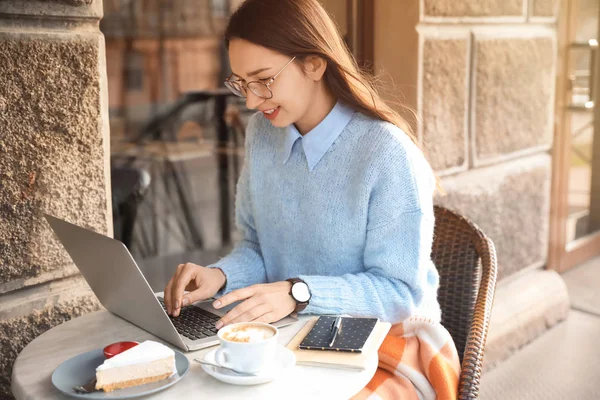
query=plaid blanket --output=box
[352,317,461,400]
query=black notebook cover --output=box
[298,316,378,353]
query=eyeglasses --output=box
[224,57,296,99]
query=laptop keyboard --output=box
[158,298,220,341]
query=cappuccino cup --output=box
[215,322,278,374]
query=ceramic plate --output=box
[200,344,296,385]
[51,348,189,399]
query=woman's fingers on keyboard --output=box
[182,288,205,307]
[164,264,185,315]
[172,263,199,317]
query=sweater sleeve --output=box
[299,141,439,323]
[207,114,267,293]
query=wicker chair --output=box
[431,205,498,400]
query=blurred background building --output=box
[102,0,228,137]
[1,0,600,399]
[102,0,236,264]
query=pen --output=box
[329,316,342,347]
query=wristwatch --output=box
[286,278,311,313]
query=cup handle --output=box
[215,347,234,369]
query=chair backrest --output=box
[431,205,498,399]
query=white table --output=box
[12,310,378,400]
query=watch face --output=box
[291,282,311,303]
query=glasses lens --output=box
[224,80,246,98]
[247,82,273,99]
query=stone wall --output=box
[376,0,557,282]
[0,1,110,398]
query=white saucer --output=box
[201,345,296,386]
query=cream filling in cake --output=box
[95,340,176,392]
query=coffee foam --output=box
[221,325,275,343]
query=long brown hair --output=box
[226,0,439,190]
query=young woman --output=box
[163,0,441,331]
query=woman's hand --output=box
[164,263,226,317]
[212,281,296,329]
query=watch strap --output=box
[286,278,309,313]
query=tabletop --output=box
[11,310,378,400]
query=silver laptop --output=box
[45,214,297,351]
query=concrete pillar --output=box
[373,0,566,370]
[0,1,110,397]
[374,0,557,281]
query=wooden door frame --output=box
[346,0,374,72]
[549,0,600,273]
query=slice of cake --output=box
[95,340,176,392]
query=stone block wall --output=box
[376,1,557,281]
[0,1,110,398]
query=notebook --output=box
[286,317,391,371]
[299,316,378,352]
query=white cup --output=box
[215,322,279,374]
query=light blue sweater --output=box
[208,102,441,323]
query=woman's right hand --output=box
[163,263,226,317]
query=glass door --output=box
[550,0,600,272]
